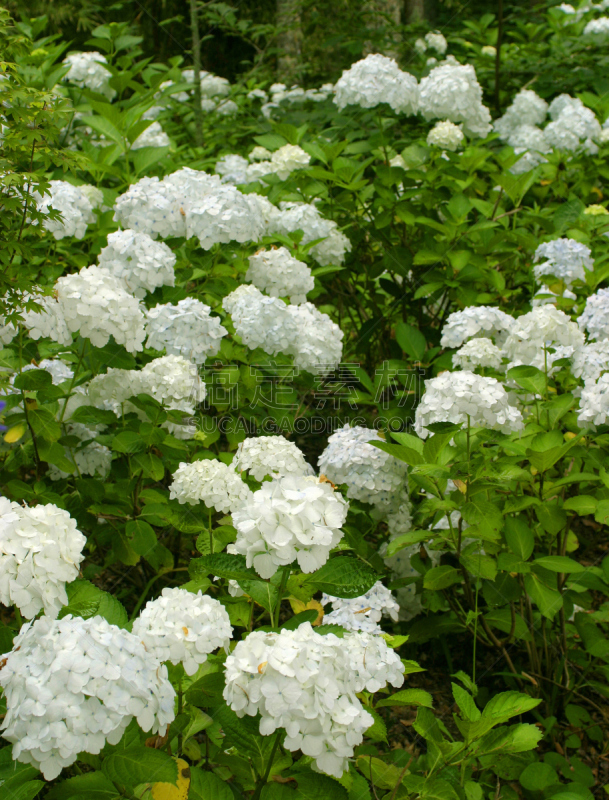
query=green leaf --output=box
[553,197,585,234]
[59,580,128,627]
[395,322,426,361]
[132,453,165,480]
[482,691,541,724]
[533,556,585,573]
[80,114,124,146]
[305,557,378,598]
[471,724,542,756]
[462,499,503,540]
[132,146,169,175]
[102,747,177,788]
[563,496,597,515]
[451,684,480,721]
[420,778,460,800]
[213,705,275,774]
[504,516,534,561]
[356,757,405,790]
[111,431,146,454]
[376,688,433,709]
[37,441,76,473]
[519,762,558,791]
[291,772,348,800]
[371,440,424,466]
[365,708,387,742]
[484,609,531,641]
[385,529,431,556]
[13,369,52,390]
[125,519,157,556]
[28,408,61,441]
[460,553,497,581]
[507,365,546,396]
[524,573,563,619]
[46,772,119,799]
[190,553,263,583]
[185,671,226,708]
[71,406,117,426]
[423,565,460,590]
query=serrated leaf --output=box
[28,408,61,441]
[533,555,585,573]
[395,322,426,361]
[524,572,563,619]
[59,580,128,627]
[125,519,157,556]
[111,431,146,454]
[190,553,263,582]
[151,758,190,800]
[132,453,165,480]
[376,688,433,709]
[423,565,460,590]
[305,557,378,598]
[13,369,53,390]
[102,747,177,788]
[188,766,233,800]
[371,440,424,466]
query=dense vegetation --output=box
[1,2,609,799]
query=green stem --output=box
[273,567,291,628]
[209,508,213,555]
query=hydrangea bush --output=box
[1,5,609,800]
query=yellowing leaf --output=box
[288,596,325,626]
[151,758,190,800]
[4,424,27,443]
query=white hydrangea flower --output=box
[47,423,112,482]
[386,494,413,539]
[232,436,314,480]
[113,176,187,239]
[249,145,272,161]
[231,475,348,578]
[453,337,503,370]
[419,62,492,138]
[533,238,593,286]
[34,180,100,240]
[572,341,609,383]
[414,370,524,437]
[246,246,314,304]
[334,53,419,115]
[247,89,268,102]
[223,284,299,355]
[223,623,404,779]
[132,587,233,676]
[579,288,609,341]
[0,614,175,780]
[215,99,238,116]
[481,45,496,56]
[544,99,601,153]
[440,306,515,348]
[266,201,351,266]
[97,229,176,298]
[286,302,344,372]
[169,459,251,513]
[269,144,311,179]
[317,424,408,509]
[494,89,548,140]
[577,372,609,426]
[145,298,227,363]
[507,124,550,173]
[55,265,146,352]
[131,121,170,150]
[0,317,17,345]
[21,293,72,346]
[181,68,230,98]
[425,32,448,54]
[503,305,585,370]
[0,499,86,619]
[427,119,464,150]
[62,51,115,99]
[215,154,249,184]
[32,358,74,385]
[584,17,609,37]
[322,581,399,634]
[88,367,140,415]
[183,182,264,250]
[414,38,427,55]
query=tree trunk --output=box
[363,0,402,57]
[276,0,303,84]
[405,0,426,22]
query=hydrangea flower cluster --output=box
[246,246,314,304]
[266,201,351,266]
[322,581,399,634]
[494,89,548,140]
[113,168,265,249]
[145,298,228,363]
[97,229,176,298]
[223,285,344,372]
[20,293,73,346]
[232,435,314,480]
[132,587,233,675]
[224,623,404,778]
[571,341,609,383]
[169,458,251,513]
[533,238,593,286]
[414,371,524,437]
[333,53,419,115]
[182,68,231,98]
[317,424,408,509]
[419,61,492,138]
[427,120,465,150]
[231,475,348,578]
[269,144,311,180]
[578,288,609,341]
[62,51,115,99]
[47,423,112,482]
[503,305,585,370]
[452,337,503,370]
[0,615,175,780]
[577,373,609,426]
[34,180,102,240]
[440,305,515,348]
[55,265,146,352]
[544,96,601,152]
[584,17,609,37]
[0,499,86,619]
[507,124,551,174]
[131,121,170,150]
